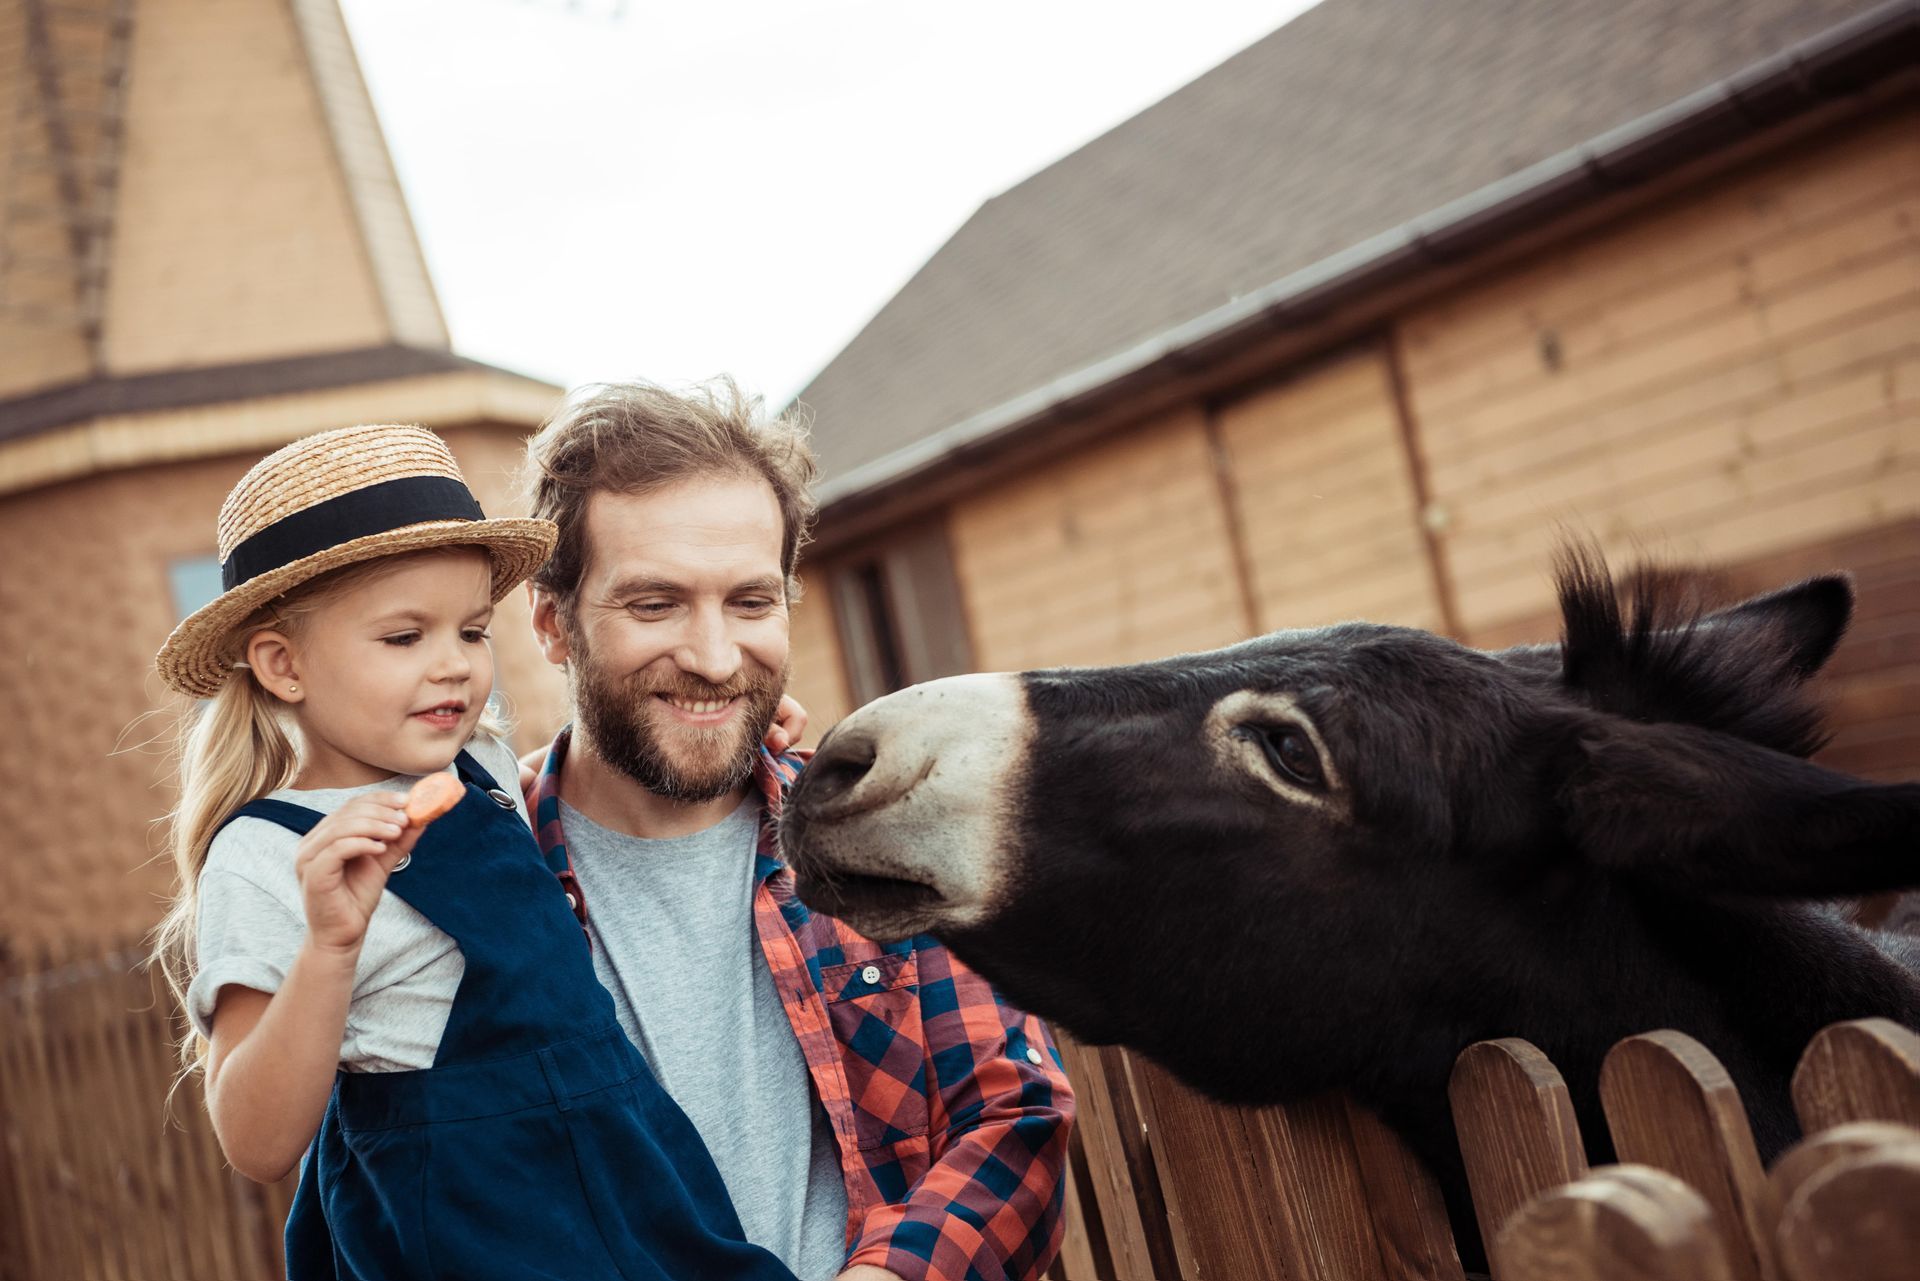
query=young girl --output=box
[152,424,800,1281]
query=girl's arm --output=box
[205,943,361,1182]
[204,794,418,1182]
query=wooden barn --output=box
[0,2,564,1272]
[782,0,1920,803]
[777,1,1920,1275]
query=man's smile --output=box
[654,692,742,725]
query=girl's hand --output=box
[292,793,419,954]
[764,694,809,753]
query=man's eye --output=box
[735,598,775,613]
[629,601,674,616]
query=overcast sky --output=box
[338,0,1319,406]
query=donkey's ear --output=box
[1557,712,1920,897]
[1700,574,1853,680]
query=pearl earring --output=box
[288,685,299,694]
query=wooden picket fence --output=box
[1046,1020,1920,1280]
[0,942,297,1281]
[5,941,1917,1280]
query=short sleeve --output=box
[188,860,307,1041]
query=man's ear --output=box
[527,584,572,668]
[1558,711,1920,898]
[245,630,303,703]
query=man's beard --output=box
[570,635,789,803]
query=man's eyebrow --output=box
[605,575,785,598]
[606,577,683,598]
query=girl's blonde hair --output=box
[151,548,508,1076]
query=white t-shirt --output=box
[187,734,527,1073]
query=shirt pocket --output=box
[821,950,931,1150]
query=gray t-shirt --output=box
[188,734,528,1072]
[560,796,850,1281]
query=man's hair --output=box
[524,377,818,611]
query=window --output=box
[168,555,223,621]
[829,519,974,705]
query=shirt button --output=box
[1025,1047,1045,1067]
[860,965,881,985]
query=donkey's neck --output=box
[1536,894,1920,1158]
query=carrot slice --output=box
[405,772,465,825]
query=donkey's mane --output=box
[1554,546,1830,757]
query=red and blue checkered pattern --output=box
[532,728,1074,1281]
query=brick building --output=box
[0,0,566,958]
[783,0,1920,797]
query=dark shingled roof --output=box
[793,0,1896,487]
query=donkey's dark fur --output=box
[925,553,1920,1261]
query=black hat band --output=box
[221,475,485,590]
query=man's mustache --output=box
[628,675,768,703]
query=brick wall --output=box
[0,423,551,954]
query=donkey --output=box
[780,553,1920,1261]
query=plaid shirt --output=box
[531,727,1074,1281]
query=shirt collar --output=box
[534,724,804,878]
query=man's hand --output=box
[765,693,809,753]
[835,1268,906,1281]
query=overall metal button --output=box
[486,788,516,809]
[391,852,411,873]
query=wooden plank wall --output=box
[786,567,855,744]
[948,405,1250,671]
[921,96,1920,785]
[1216,350,1445,633]
[1471,514,1920,787]
[1398,102,1920,635]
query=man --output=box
[520,379,1074,1281]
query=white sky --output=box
[338,0,1320,406]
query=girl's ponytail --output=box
[151,655,299,1075]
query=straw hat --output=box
[156,424,556,698]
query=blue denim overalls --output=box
[221,750,797,1281]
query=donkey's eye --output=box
[1255,725,1325,790]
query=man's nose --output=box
[675,608,742,685]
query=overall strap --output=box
[452,749,502,793]
[216,797,326,838]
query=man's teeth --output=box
[664,696,733,714]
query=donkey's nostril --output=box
[808,734,877,809]
[797,723,933,823]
